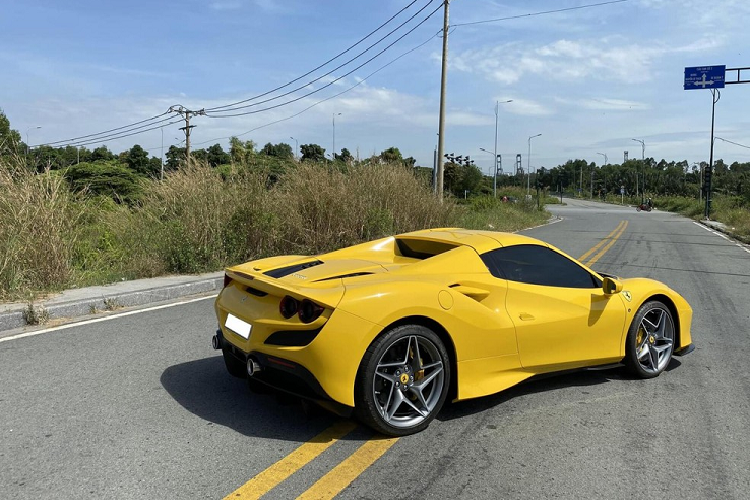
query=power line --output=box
[450,0,629,27]
[206,0,424,112]
[192,28,444,147]
[715,137,750,149]
[35,111,171,147]
[67,119,183,148]
[34,1,432,148]
[207,0,439,115]
[206,1,443,119]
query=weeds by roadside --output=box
[1,157,550,300]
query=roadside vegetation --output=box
[0,151,549,301]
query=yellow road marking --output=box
[585,220,628,267]
[224,420,357,500]
[577,220,626,262]
[297,437,399,500]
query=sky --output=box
[2,0,750,174]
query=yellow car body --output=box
[213,228,693,431]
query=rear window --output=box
[395,238,459,260]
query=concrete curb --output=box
[697,219,750,245]
[0,275,223,333]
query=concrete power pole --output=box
[169,105,206,161]
[436,0,450,201]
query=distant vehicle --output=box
[212,228,694,436]
[636,202,653,212]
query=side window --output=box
[481,245,598,289]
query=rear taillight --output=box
[223,273,233,288]
[279,296,324,323]
[298,299,324,324]
[279,296,299,319]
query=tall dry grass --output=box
[0,157,551,299]
[0,158,84,298]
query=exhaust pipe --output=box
[212,329,222,350]
[246,357,262,377]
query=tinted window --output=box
[482,245,598,288]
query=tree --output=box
[300,143,326,162]
[229,137,256,164]
[335,147,353,163]
[0,110,22,157]
[166,145,186,171]
[260,142,294,159]
[125,144,153,176]
[91,146,115,162]
[379,147,403,164]
[64,160,142,204]
[206,143,231,167]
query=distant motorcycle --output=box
[636,203,652,212]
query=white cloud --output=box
[450,36,725,85]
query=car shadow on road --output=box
[160,355,348,442]
[438,359,682,422]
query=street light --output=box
[492,100,512,197]
[290,136,298,160]
[26,126,41,155]
[527,134,542,195]
[479,148,500,187]
[632,138,645,201]
[596,153,607,199]
[332,113,341,160]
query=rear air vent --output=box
[313,272,374,282]
[263,260,324,278]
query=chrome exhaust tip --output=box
[211,334,221,350]
[246,357,262,377]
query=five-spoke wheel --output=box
[355,325,450,436]
[625,301,675,378]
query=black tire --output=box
[222,348,247,378]
[636,205,642,212]
[624,300,675,378]
[354,324,450,436]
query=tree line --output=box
[2,110,749,203]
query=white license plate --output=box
[225,313,252,339]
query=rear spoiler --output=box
[225,267,345,309]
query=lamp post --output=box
[332,113,341,160]
[26,126,41,155]
[596,153,607,199]
[290,136,298,160]
[479,147,501,194]
[491,100,513,197]
[632,138,645,202]
[527,134,541,195]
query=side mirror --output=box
[602,277,623,295]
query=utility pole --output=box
[169,105,205,162]
[632,138,645,202]
[706,89,720,219]
[436,0,450,201]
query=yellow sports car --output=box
[212,228,694,436]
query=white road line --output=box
[0,294,218,344]
[692,221,750,254]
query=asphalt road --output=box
[2,198,749,499]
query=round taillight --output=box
[298,299,324,324]
[279,296,298,319]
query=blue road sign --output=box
[684,65,725,90]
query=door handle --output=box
[519,313,535,321]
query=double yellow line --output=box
[224,421,397,499]
[578,220,628,267]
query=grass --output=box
[0,156,551,300]
[655,194,750,241]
